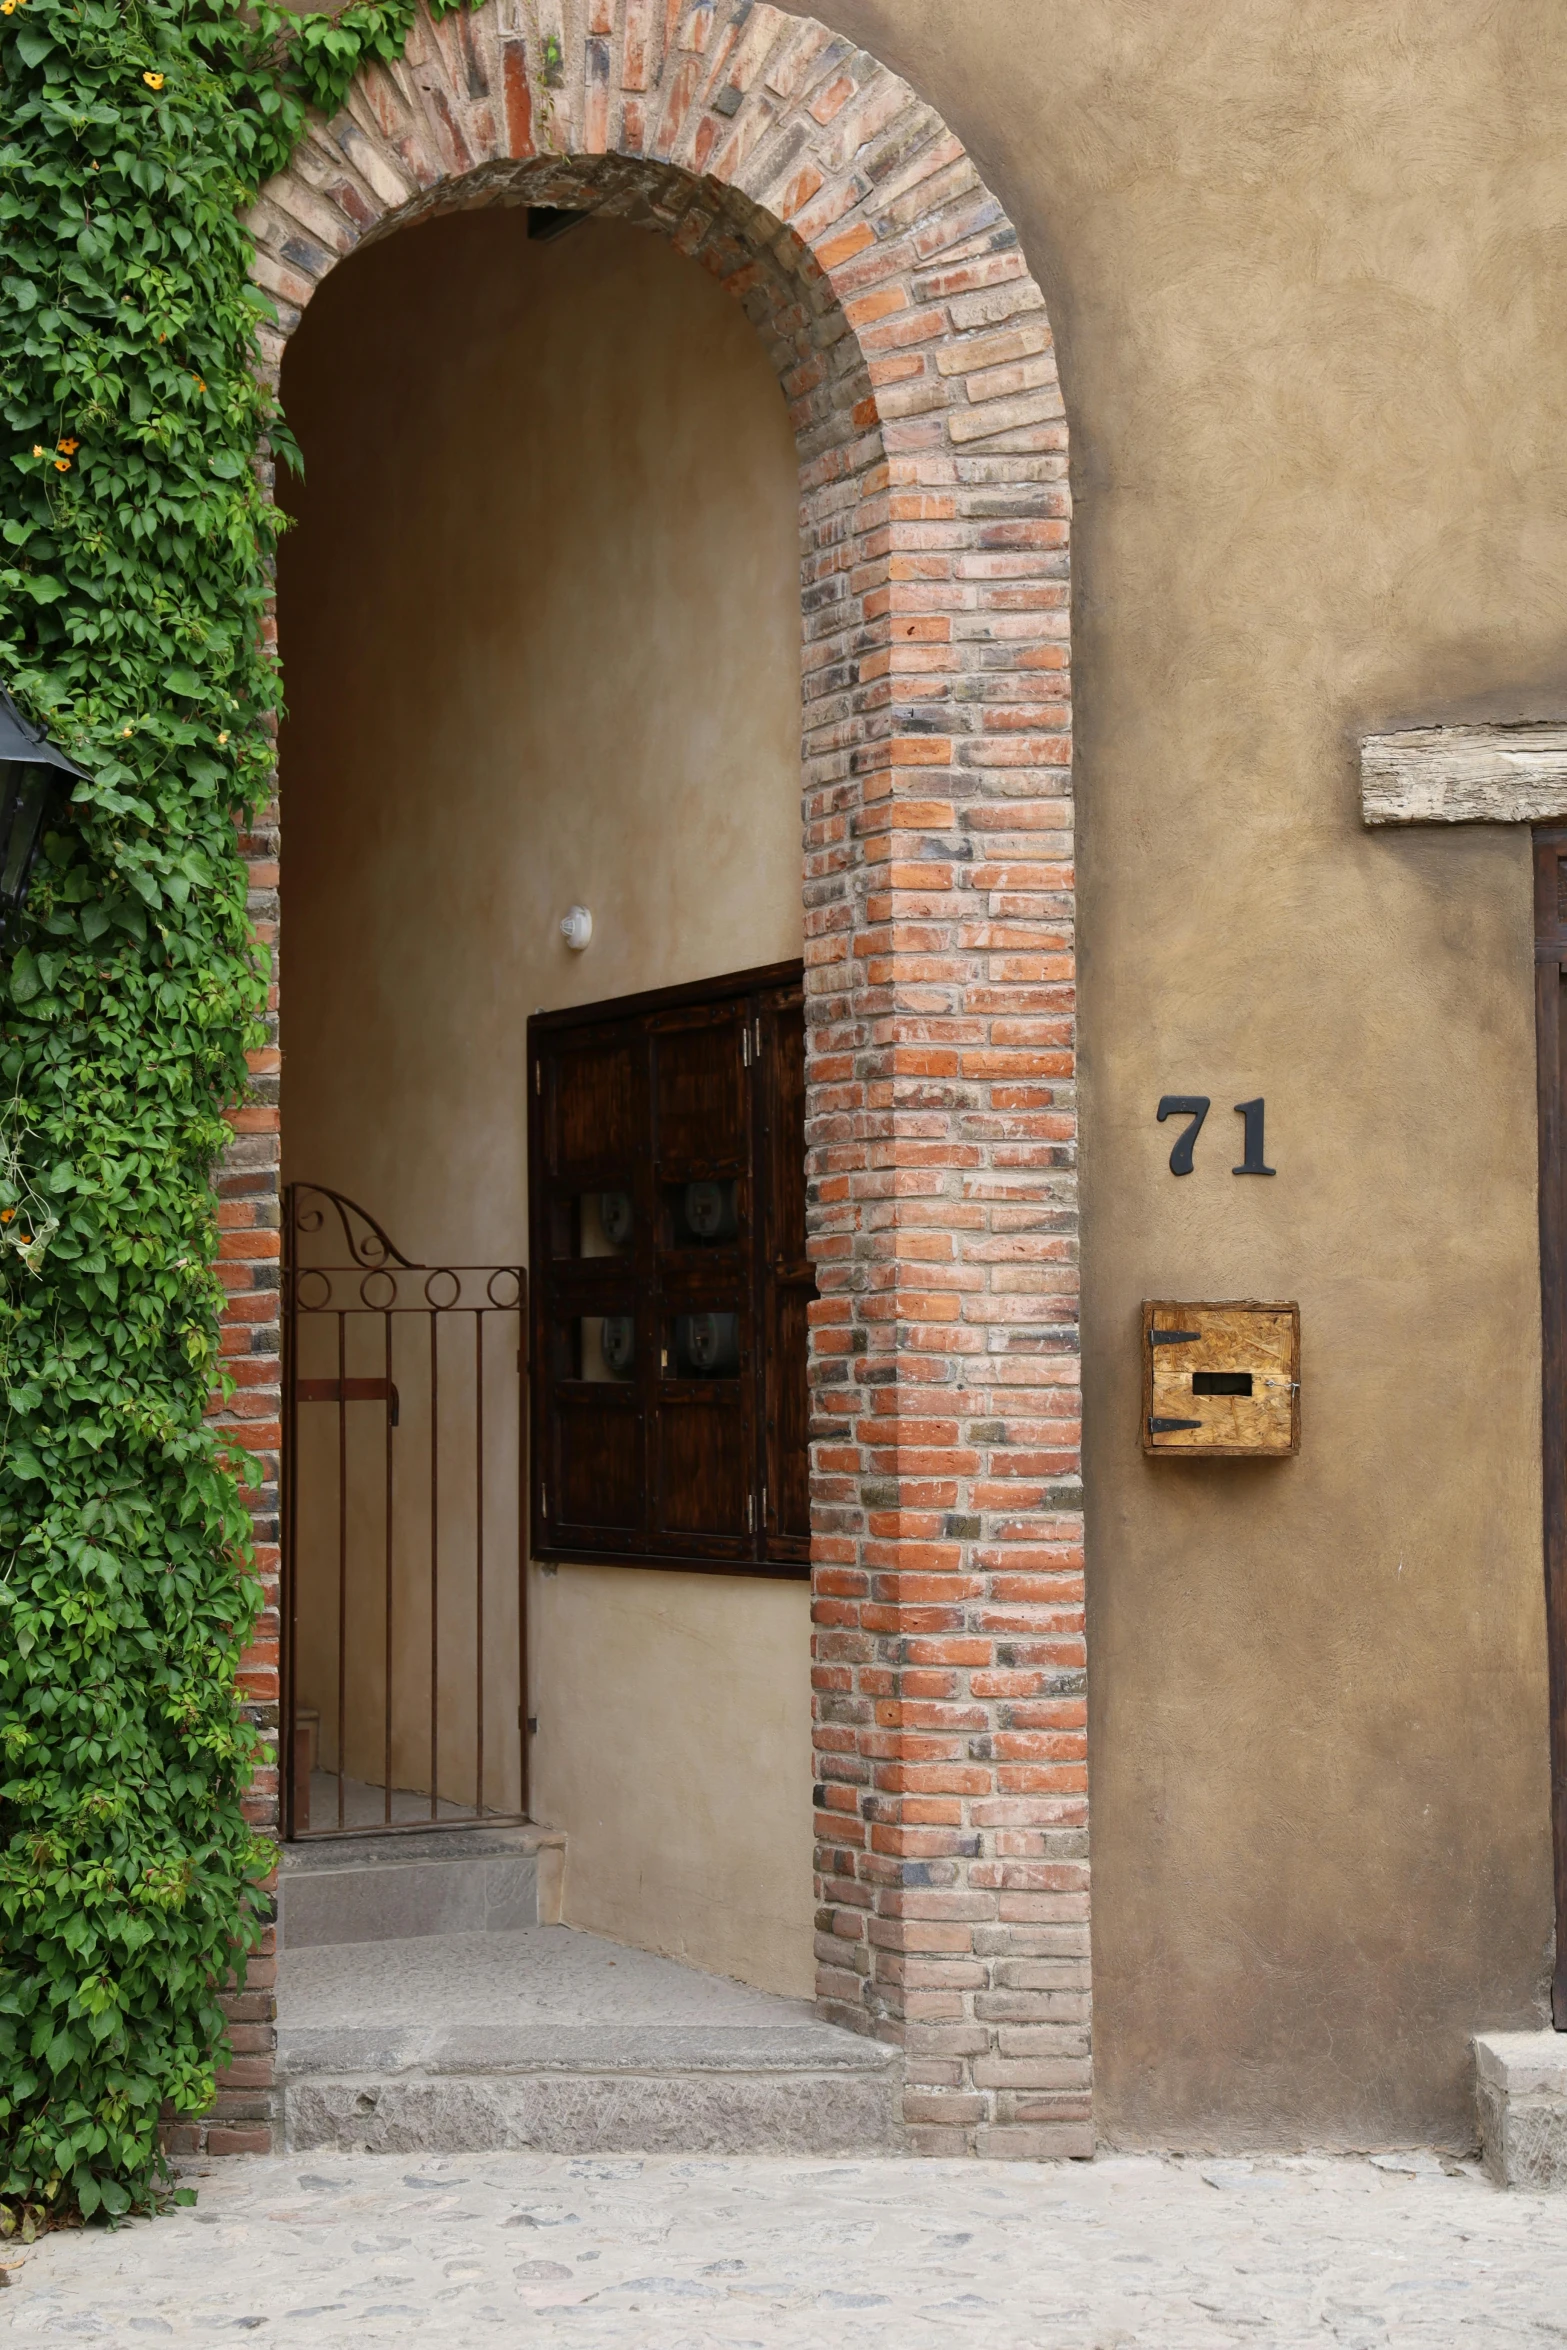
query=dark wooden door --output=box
[528,960,813,1579]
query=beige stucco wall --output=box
[277,212,814,1994]
[277,0,1567,2139]
[813,0,1563,2144]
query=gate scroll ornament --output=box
[282,1184,528,1840]
[247,1,1084,2154]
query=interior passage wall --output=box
[812,0,1566,2144]
[277,211,812,1993]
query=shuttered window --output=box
[528,962,812,1578]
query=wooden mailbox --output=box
[1142,1300,1300,1457]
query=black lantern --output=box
[0,687,85,944]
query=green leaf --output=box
[0,0,460,2227]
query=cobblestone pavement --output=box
[3,2148,1566,2347]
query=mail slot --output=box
[1142,1300,1299,1456]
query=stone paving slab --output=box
[5,2149,1567,2347]
[278,1926,817,2030]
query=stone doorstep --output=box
[279,2024,905,2158]
[1474,2031,1567,2189]
[278,2022,900,2078]
[277,1825,567,1950]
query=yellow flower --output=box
[0,6,17,19]
[57,437,78,455]
[54,458,70,473]
[216,730,229,745]
[121,725,133,738]
[192,376,207,393]
[143,71,165,90]
[1,1210,13,1225]
[31,444,44,458]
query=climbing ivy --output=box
[0,0,468,2221]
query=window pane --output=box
[580,1313,636,1382]
[661,1177,740,1249]
[666,1309,742,1379]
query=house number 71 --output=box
[1157,1096,1276,1177]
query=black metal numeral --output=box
[1232,1097,1276,1176]
[1157,1095,1210,1176]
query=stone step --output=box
[280,2019,905,2157]
[276,1926,905,2157]
[278,1826,565,1949]
[1475,2030,1567,2188]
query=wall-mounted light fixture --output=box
[0,687,85,946]
[559,905,593,952]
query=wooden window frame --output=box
[1534,832,1567,2028]
[527,959,812,1582]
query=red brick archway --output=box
[219,0,1085,2160]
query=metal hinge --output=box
[746,1492,755,1532]
[534,1061,541,1095]
[762,1482,768,1524]
[1148,1417,1203,1434]
[742,1027,752,1068]
[540,1483,547,1517]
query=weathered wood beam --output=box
[1361,723,1567,826]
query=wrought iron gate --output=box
[281,1183,528,1839]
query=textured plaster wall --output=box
[277,213,813,1994]
[277,0,1567,2138]
[808,0,1565,2144]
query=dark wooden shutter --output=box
[758,982,812,1563]
[528,962,811,1581]
[533,1012,649,1556]
[650,997,755,1563]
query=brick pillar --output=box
[805,315,1087,2155]
[177,795,282,2159]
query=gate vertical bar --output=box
[335,1310,347,1833]
[429,1310,440,1822]
[383,1306,394,1826]
[518,1276,528,1819]
[1534,828,1567,2029]
[475,1313,485,1816]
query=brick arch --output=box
[240,0,1085,2158]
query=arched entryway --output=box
[227,0,1083,2157]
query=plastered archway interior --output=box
[222,0,1085,2158]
